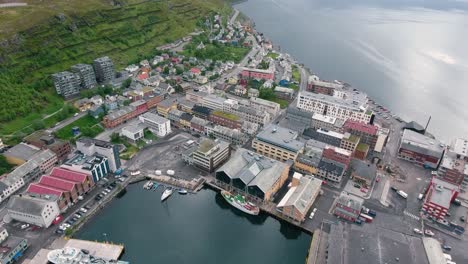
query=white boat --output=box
[143,181,153,190]
[161,188,173,201]
[178,189,188,194]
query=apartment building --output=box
[209,111,242,129]
[76,137,121,172]
[93,56,114,83]
[52,71,81,99]
[241,67,275,80]
[343,119,378,150]
[307,78,343,95]
[249,97,280,116]
[202,95,225,110]
[205,125,246,146]
[71,63,97,89]
[224,102,271,126]
[139,112,172,137]
[297,91,372,123]
[24,131,71,161]
[311,113,344,132]
[438,138,468,191]
[252,125,305,162]
[422,177,460,220]
[294,140,326,175]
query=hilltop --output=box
[0,0,230,140]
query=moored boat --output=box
[178,189,188,194]
[143,181,153,190]
[161,187,173,201]
[221,190,260,215]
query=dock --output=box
[146,174,205,193]
[203,176,314,234]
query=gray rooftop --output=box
[3,143,40,161]
[400,130,444,158]
[426,177,459,209]
[217,148,290,193]
[29,149,56,165]
[277,175,322,215]
[0,236,26,260]
[336,192,363,211]
[140,112,169,125]
[122,124,144,134]
[158,98,178,108]
[256,124,305,153]
[6,194,57,216]
[106,105,136,121]
[77,137,114,149]
[2,159,40,186]
[350,160,376,181]
[299,90,369,111]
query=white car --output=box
[424,229,435,236]
[312,208,317,214]
[79,208,88,213]
[413,228,423,235]
[309,212,315,219]
[20,224,30,230]
[78,196,84,201]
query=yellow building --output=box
[156,98,178,118]
[252,125,304,162]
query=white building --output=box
[0,160,41,204]
[249,97,280,116]
[202,95,225,111]
[0,227,8,244]
[121,124,144,142]
[6,194,60,228]
[297,91,372,123]
[76,137,121,172]
[139,112,171,137]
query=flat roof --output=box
[242,67,273,74]
[299,90,369,111]
[344,119,378,135]
[425,177,459,209]
[336,192,363,211]
[422,237,446,264]
[316,128,344,139]
[64,239,124,260]
[451,138,468,158]
[140,112,169,125]
[350,159,376,181]
[256,124,305,153]
[401,130,444,156]
[312,113,337,124]
[309,79,344,89]
[3,143,40,161]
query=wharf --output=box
[146,174,205,193]
[203,176,314,234]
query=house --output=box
[73,98,93,112]
[248,88,259,98]
[350,159,376,188]
[190,68,201,76]
[196,75,208,84]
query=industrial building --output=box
[183,138,230,172]
[76,137,121,172]
[215,148,290,201]
[333,192,364,222]
[6,194,60,228]
[422,177,460,220]
[398,130,444,169]
[277,173,322,222]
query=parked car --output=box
[424,229,434,236]
[55,229,64,235]
[78,196,84,201]
[442,244,452,251]
[104,188,111,193]
[452,199,462,206]
[460,216,465,222]
[79,208,88,213]
[72,217,79,222]
[413,228,423,235]
[84,205,92,210]
[20,224,30,230]
[354,183,361,188]
[391,186,398,192]
[74,214,82,219]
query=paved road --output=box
[229,9,240,25]
[47,111,87,133]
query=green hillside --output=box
[0,0,230,139]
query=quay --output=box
[203,176,314,234]
[135,174,206,193]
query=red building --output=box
[49,167,94,194]
[24,132,71,161]
[38,175,79,202]
[102,100,149,128]
[27,184,71,211]
[322,146,352,171]
[343,120,378,150]
[422,177,460,220]
[306,79,343,95]
[145,93,165,109]
[209,111,242,130]
[241,68,274,80]
[333,192,363,222]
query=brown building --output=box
[24,131,71,161]
[209,111,242,129]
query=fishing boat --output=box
[221,190,260,215]
[161,187,173,201]
[178,189,188,195]
[143,181,153,190]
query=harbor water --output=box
[236,0,468,142]
[77,183,311,263]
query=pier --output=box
[145,174,206,193]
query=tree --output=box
[0,156,13,175]
[32,120,45,130]
[110,132,122,144]
[174,85,183,93]
[163,66,170,75]
[175,67,183,75]
[121,78,132,89]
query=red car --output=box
[360,188,368,193]
[376,177,380,182]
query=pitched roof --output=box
[27,183,64,197]
[50,167,88,183]
[7,195,48,216]
[39,176,76,192]
[344,120,378,135]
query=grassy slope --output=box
[55,115,103,140]
[0,0,230,138]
